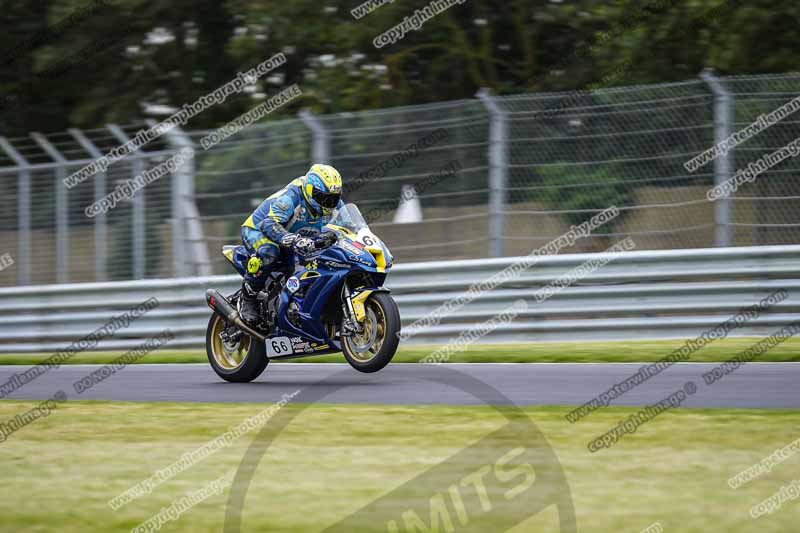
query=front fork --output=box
[341,283,365,336]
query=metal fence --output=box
[1,245,797,353]
[2,72,800,287]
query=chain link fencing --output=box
[723,74,800,246]
[0,123,180,287]
[1,73,799,286]
[496,79,717,253]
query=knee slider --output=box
[247,256,263,275]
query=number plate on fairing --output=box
[266,336,330,357]
[356,228,379,248]
[266,336,292,357]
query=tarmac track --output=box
[1,362,798,409]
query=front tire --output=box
[206,313,268,382]
[342,292,400,373]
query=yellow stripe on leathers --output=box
[242,214,257,229]
[252,237,275,249]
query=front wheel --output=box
[206,313,268,382]
[342,292,400,373]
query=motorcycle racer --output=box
[239,163,344,323]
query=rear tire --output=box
[342,292,400,373]
[206,313,268,382]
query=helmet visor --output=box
[312,188,340,209]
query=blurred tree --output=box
[0,0,799,136]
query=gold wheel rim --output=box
[346,299,387,362]
[211,315,252,370]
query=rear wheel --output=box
[206,313,268,382]
[342,292,400,373]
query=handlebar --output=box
[314,232,338,250]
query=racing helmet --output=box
[303,163,343,216]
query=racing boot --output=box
[239,281,260,324]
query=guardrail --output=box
[1,245,799,353]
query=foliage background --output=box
[1,0,798,136]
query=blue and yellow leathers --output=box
[241,177,345,289]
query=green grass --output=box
[0,400,797,532]
[3,336,800,365]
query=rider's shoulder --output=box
[282,178,306,198]
[267,179,304,202]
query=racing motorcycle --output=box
[204,203,400,382]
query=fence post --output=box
[31,133,69,283]
[157,122,212,277]
[477,89,508,258]
[700,69,734,248]
[69,128,108,282]
[108,125,146,279]
[300,110,330,164]
[0,137,31,285]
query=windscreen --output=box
[327,203,368,233]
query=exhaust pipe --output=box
[205,289,267,341]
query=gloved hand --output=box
[293,237,316,255]
[279,233,299,247]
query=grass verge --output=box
[0,400,797,532]
[2,336,800,365]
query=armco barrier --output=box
[0,245,799,353]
